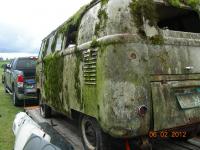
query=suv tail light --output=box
[17,74,24,88]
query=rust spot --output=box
[137,105,148,117]
[128,52,137,60]
[188,117,200,124]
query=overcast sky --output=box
[0,0,91,59]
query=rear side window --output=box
[156,4,200,33]
[16,58,37,70]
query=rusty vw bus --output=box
[37,0,200,149]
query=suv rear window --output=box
[16,58,37,70]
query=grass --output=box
[0,61,22,150]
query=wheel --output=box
[4,80,8,93]
[40,104,52,118]
[80,116,110,150]
[4,84,8,93]
[39,93,51,118]
[13,88,20,106]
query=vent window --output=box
[156,4,200,33]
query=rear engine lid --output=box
[151,80,200,131]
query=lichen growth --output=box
[91,37,100,48]
[166,0,200,8]
[74,47,82,101]
[167,0,181,7]
[51,33,58,52]
[42,39,49,58]
[129,0,157,37]
[101,0,109,5]
[94,0,109,36]
[149,34,164,45]
[56,5,89,50]
[43,52,64,107]
[58,6,87,35]
[36,73,39,82]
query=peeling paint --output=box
[37,0,200,139]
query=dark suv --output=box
[4,57,38,106]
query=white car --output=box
[13,112,51,150]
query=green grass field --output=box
[0,61,22,150]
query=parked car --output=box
[12,112,53,150]
[4,57,38,106]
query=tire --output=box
[80,116,110,150]
[39,93,51,118]
[13,88,20,106]
[4,80,8,93]
[4,84,8,93]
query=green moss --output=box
[186,0,200,8]
[74,47,82,101]
[51,33,58,52]
[167,0,181,7]
[64,84,70,112]
[129,0,157,37]
[58,5,87,38]
[166,0,200,8]
[101,0,109,5]
[42,39,49,58]
[149,34,164,45]
[94,0,109,36]
[43,52,64,107]
[35,74,39,82]
[91,38,100,48]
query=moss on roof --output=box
[43,0,100,41]
[166,0,200,8]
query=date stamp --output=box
[149,131,187,138]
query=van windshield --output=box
[156,4,200,33]
[16,58,37,70]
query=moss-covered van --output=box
[37,0,200,143]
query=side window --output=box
[46,36,54,55]
[156,4,200,33]
[55,34,63,51]
[38,42,44,60]
[64,24,77,48]
[42,39,49,57]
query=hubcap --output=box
[82,119,96,150]
[40,105,45,116]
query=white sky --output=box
[0,0,92,59]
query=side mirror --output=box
[6,64,11,69]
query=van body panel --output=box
[94,43,151,137]
[151,80,200,131]
[149,31,200,75]
[36,0,200,139]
